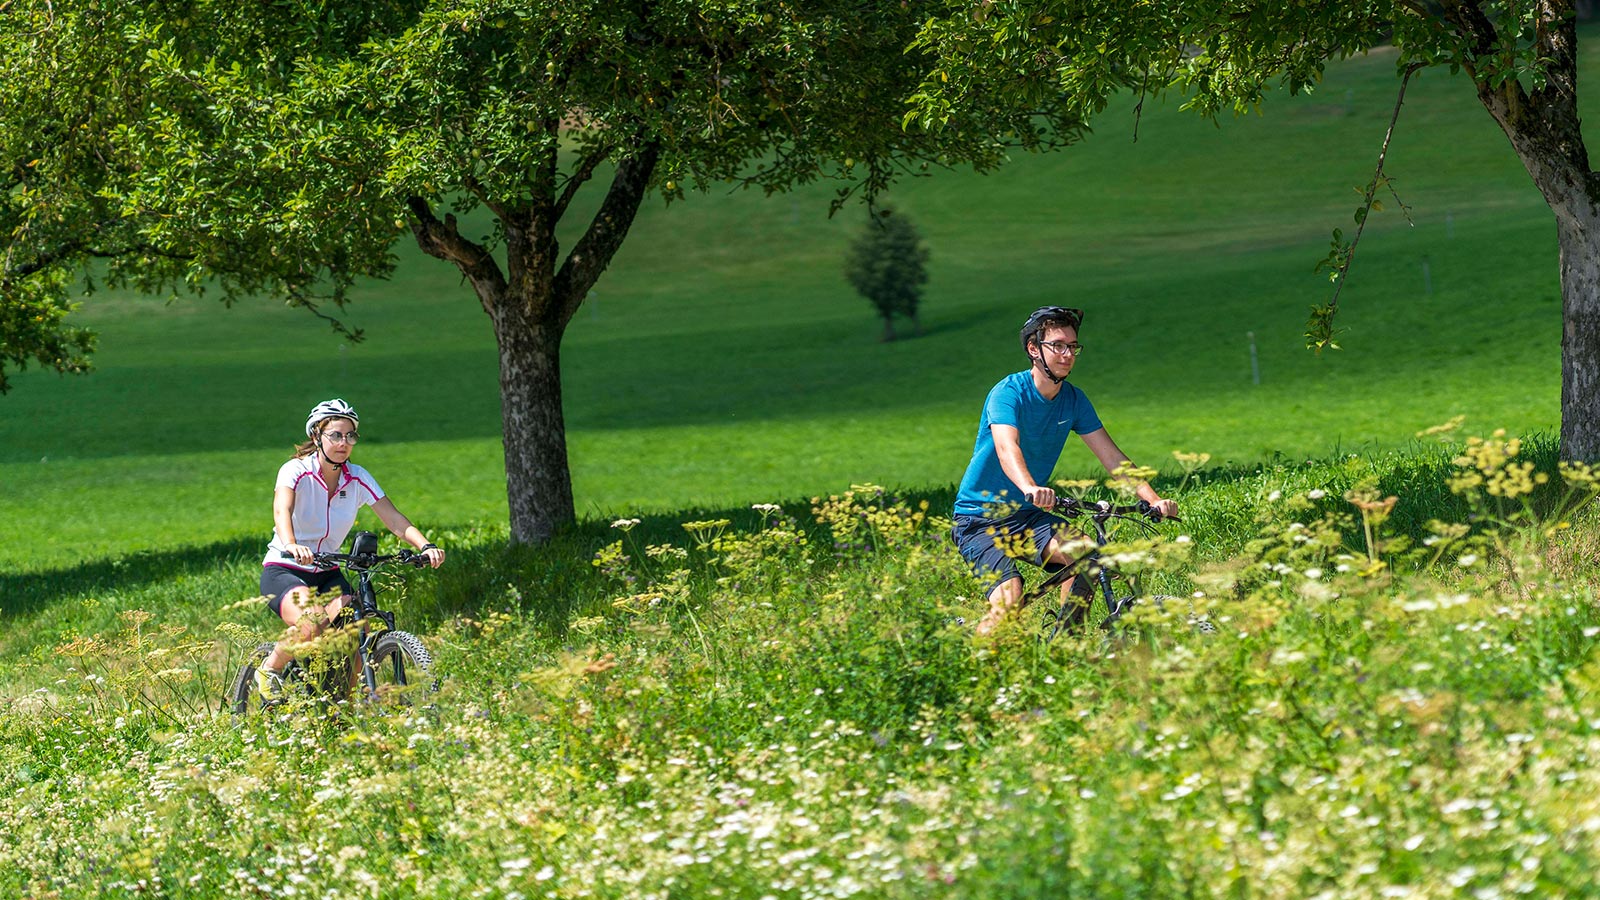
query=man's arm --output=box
[1078,428,1178,518]
[991,424,1059,509]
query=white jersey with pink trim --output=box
[263,456,386,572]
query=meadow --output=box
[3,432,1599,898]
[4,30,1600,900]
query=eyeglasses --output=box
[322,430,360,444]
[1038,340,1083,357]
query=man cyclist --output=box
[953,306,1177,634]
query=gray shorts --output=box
[951,507,1075,596]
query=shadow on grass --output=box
[2,534,267,623]
[8,434,1568,635]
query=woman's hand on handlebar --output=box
[285,543,315,567]
[417,545,445,568]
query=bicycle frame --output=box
[343,560,402,699]
[294,535,419,702]
[1026,499,1167,637]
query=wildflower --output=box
[611,517,641,531]
[1416,415,1466,439]
[1458,554,1479,567]
[1559,461,1599,489]
[1307,489,1327,500]
[751,503,783,513]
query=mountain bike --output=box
[229,531,439,714]
[1027,498,1215,643]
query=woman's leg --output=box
[263,588,349,672]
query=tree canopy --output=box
[2,0,1088,542]
[910,0,1600,460]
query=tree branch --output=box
[407,195,508,311]
[1441,0,1533,125]
[1306,63,1424,352]
[553,143,616,222]
[284,284,365,343]
[552,141,661,327]
[462,174,507,220]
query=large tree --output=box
[1,0,1083,542]
[910,0,1600,461]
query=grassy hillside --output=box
[6,30,1600,898]
[2,44,1591,570]
[3,432,1598,898]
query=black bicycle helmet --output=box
[1019,306,1084,352]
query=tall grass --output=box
[4,432,1598,898]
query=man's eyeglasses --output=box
[1038,340,1083,357]
[323,431,360,444]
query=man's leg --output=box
[975,576,1026,635]
[1042,534,1095,622]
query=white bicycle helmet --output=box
[305,398,360,438]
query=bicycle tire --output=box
[366,630,440,700]
[229,643,313,714]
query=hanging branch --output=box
[1306,62,1425,353]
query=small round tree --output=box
[844,208,929,342]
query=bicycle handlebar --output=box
[279,548,430,569]
[1051,497,1180,523]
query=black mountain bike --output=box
[1028,498,1215,643]
[230,531,439,713]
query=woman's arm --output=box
[274,486,315,566]
[371,497,445,567]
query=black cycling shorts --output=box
[260,564,353,617]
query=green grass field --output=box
[1,44,1579,572]
[6,37,1600,899]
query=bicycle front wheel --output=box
[366,630,439,702]
[228,643,313,714]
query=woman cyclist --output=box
[255,399,445,701]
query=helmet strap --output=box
[1031,345,1066,385]
[317,436,346,471]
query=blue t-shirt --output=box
[954,371,1103,516]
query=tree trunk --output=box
[490,300,572,543]
[409,142,661,544]
[881,314,897,342]
[1477,118,1600,461]
[1553,207,1600,461]
[1458,3,1600,460]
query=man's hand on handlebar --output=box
[1149,498,1179,521]
[1025,485,1058,509]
